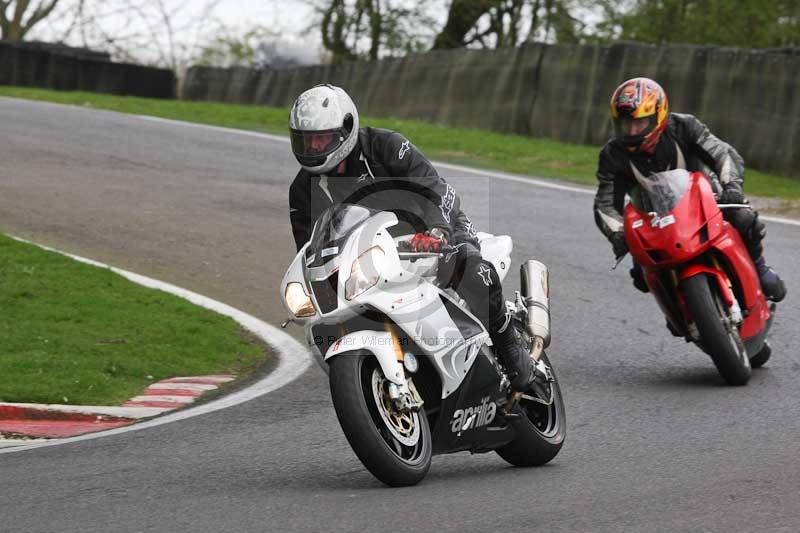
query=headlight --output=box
[285,282,315,317]
[345,246,385,300]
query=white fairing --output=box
[278,242,313,322]
[324,331,406,386]
[477,232,513,283]
[280,211,504,399]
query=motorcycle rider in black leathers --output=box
[594,77,786,302]
[288,84,537,391]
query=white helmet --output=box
[289,84,359,174]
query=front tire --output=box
[496,352,566,467]
[681,274,751,385]
[329,352,432,487]
[749,341,771,369]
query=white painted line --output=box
[164,376,236,383]
[760,214,800,227]
[7,98,795,228]
[129,396,196,404]
[0,438,48,449]
[114,407,172,417]
[147,383,218,392]
[0,237,312,455]
[137,114,291,144]
[133,112,800,228]
[435,161,594,195]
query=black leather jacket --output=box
[593,113,745,239]
[289,127,478,251]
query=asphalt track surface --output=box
[1,97,799,532]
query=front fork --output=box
[387,379,424,413]
[384,321,424,413]
[657,257,742,340]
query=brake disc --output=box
[371,369,420,447]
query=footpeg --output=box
[499,392,524,420]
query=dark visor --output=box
[290,128,346,161]
[613,115,656,145]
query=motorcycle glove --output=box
[717,188,747,205]
[609,231,628,259]
[630,263,649,293]
[409,231,447,253]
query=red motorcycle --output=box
[623,169,774,385]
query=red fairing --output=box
[624,173,721,268]
[623,171,770,342]
[679,264,734,307]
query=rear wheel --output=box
[495,352,566,467]
[329,352,431,487]
[681,274,751,385]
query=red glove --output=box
[409,232,446,252]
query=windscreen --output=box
[305,204,377,266]
[629,168,691,215]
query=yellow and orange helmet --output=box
[610,77,669,153]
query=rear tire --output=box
[681,274,751,385]
[495,352,566,467]
[329,352,431,487]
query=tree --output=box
[310,0,437,63]
[26,0,321,69]
[598,0,800,48]
[0,0,60,41]
[194,26,310,69]
[195,26,273,68]
[432,0,501,49]
[432,0,588,50]
[28,0,226,70]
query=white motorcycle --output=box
[280,204,566,486]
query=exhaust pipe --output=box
[520,260,550,361]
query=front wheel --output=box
[681,274,751,385]
[329,351,432,487]
[495,351,566,467]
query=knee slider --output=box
[750,213,766,243]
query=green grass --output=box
[0,234,267,405]
[1,85,798,199]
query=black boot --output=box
[630,263,649,293]
[491,314,536,392]
[756,257,786,302]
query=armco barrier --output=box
[0,41,174,99]
[181,41,800,179]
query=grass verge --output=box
[0,234,267,406]
[1,85,799,199]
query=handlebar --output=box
[717,203,752,210]
[610,203,752,271]
[396,240,456,258]
[398,252,443,260]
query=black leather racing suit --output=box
[289,126,506,332]
[594,112,766,259]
